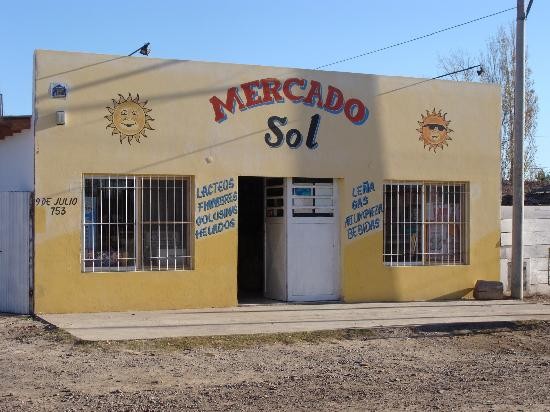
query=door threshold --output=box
[238,297,342,307]
[238,297,287,306]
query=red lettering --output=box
[303,80,323,108]
[283,78,306,102]
[323,85,344,113]
[211,78,369,126]
[241,80,263,108]
[261,78,284,104]
[344,98,368,125]
[209,87,246,123]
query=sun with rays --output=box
[105,93,154,144]
[416,108,453,152]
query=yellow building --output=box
[33,50,501,313]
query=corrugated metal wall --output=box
[0,192,32,314]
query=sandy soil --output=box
[1,306,550,411]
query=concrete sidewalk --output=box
[39,300,550,341]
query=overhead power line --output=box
[315,6,516,70]
[376,65,482,97]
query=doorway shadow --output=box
[237,177,265,302]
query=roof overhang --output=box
[0,116,31,140]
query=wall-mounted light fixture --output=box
[128,42,151,57]
[56,111,66,125]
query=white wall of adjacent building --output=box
[0,123,33,314]
[0,126,34,191]
[501,206,550,296]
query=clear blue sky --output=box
[1,0,548,171]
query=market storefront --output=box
[33,50,501,313]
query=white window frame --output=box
[81,175,193,272]
[290,178,335,218]
[383,181,469,266]
[265,177,285,218]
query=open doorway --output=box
[237,176,339,304]
[237,176,265,302]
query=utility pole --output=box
[511,0,526,299]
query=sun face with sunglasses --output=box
[416,108,453,152]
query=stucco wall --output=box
[33,50,501,313]
[0,127,33,192]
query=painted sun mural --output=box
[416,108,453,152]
[105,93,154,144]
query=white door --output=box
[264,178,286,300]
[0,192,32,314]
[287,178,339,301]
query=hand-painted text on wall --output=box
[209,78,369,126]
[195,178,238,239]
[36,197,78,216]
[344,180,383,240]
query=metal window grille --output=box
[82,175,193,272]
[291,178,334,217]
[383,181,468,266]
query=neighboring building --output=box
[31,50,502,313]
[0,115,33,314]
[500,182,550,296]
[500,206,550,296]
[0,115,33,191]
[502,181,550,205]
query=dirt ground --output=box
[1,303,550,411]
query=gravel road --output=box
[1,309,550,411]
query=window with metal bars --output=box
[383,182,468,266]
[82,175,193,272]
